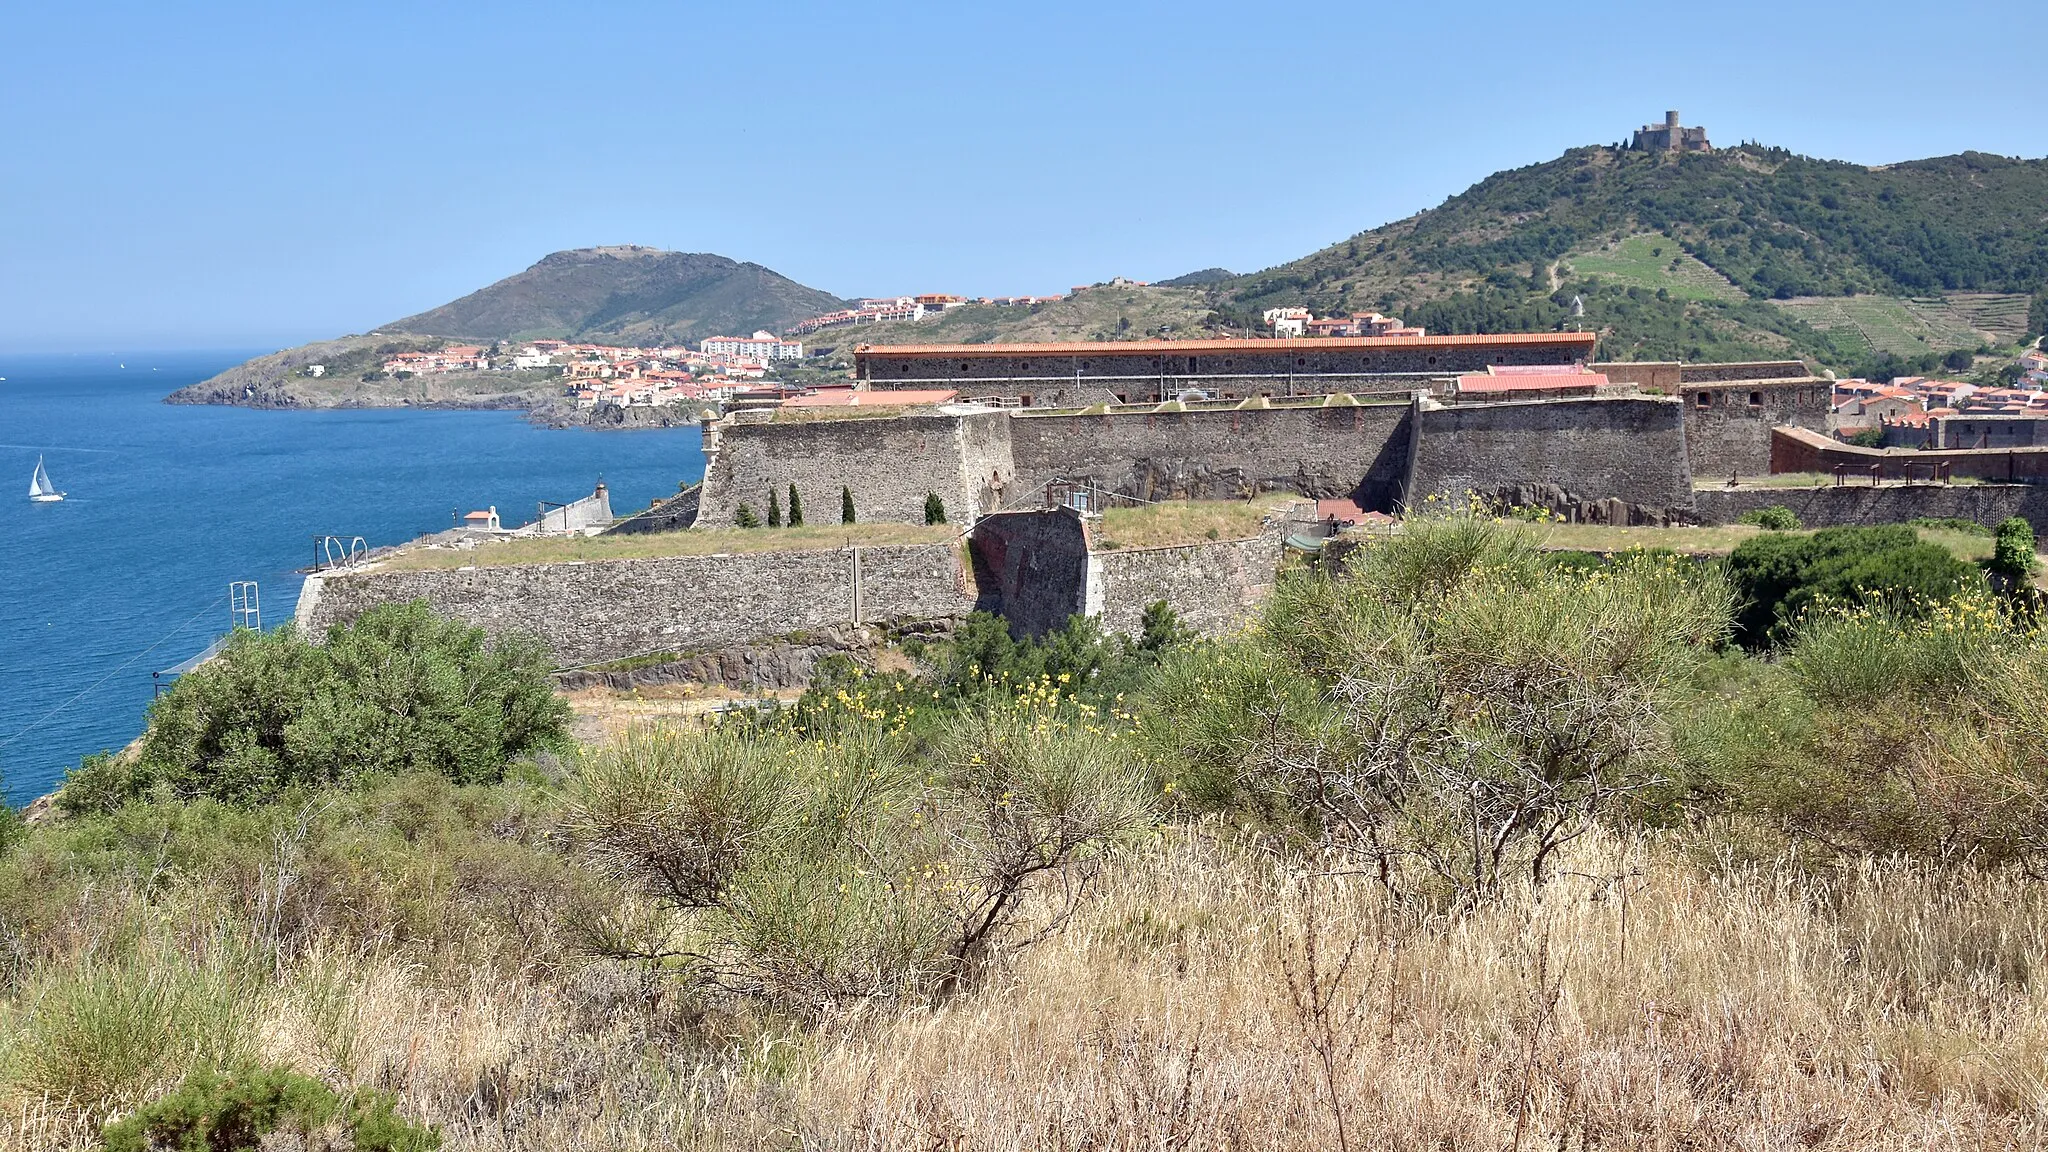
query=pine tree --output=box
[841,486,855,524]
[767,489,782,528]
[787,484,803,527]
[734,505,761,528]
[924,492,947,525]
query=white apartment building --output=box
[700,330,805,361]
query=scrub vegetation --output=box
[7,513,2048,1148]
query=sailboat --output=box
[28,456,64,502]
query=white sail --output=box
[29,457,60,500]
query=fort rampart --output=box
[1405,395,1695,515]
[1770,426,2048,483]
[694,409,1017,528]
[1009,401,1415,510]
[1694,484,2048,535]
[1089,531,1282,639]
[296,544,974,667]
[1682,378,1832,477]
[966,507,1282,640]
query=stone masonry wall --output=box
[1681,379,1832,478]
[695,410,1017,528]
[296,544,973,667]
[1679,361,1808,383]
[1694,484,2048,535]
[1406,396,1694,514]
[967,509,1092,638]
[1090,528,1284,639]
[1009,401,1415,511]
[1770,426,2048,483]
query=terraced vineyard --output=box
[1771,294,2017,358]
[1559,233,1744,302]
[1944,293,2034,343]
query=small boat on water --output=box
[28,456,64,502]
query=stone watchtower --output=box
[1631,110,1711,154]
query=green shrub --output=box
[1725,525,1982,648]
[734,504,761,528]
[101,1064,440,1152]
[73,603,570,807]
[1713,598,2048,865]
[841,486,855,524]
[767,488,782,528]
[1144,514,1733,904]
[787,484,803,527]
[569,708,1152,1002]
[1991,516,2037,586]
[1847,427,1886,448]
[12,939,260,1112]
[1738,505,1801,531]
[924,492,947,525]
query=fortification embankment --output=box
[1089,530,1283,639]
[967,509,1091,638]
[967,507,1287,639]
[1405,396,1693,516]
[696,409,1016,529]
[296,544,973,667]
[1695,484,2048,534]
[1009,401,1414,510]
[1772,426,2048,483]
[1684,379,1832,477]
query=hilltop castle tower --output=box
[1631,110,1711,154]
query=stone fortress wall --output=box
[1405,395,1696,516]
[694,408,1018,527]
[1009,401,1417,510]
[1695,483,2048,535]
[296,544,976,668]
[965,508,1282,641]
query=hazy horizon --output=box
[5,0,2045,352]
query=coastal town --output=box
[359,301,2048,452]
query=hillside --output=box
[1216,145,2048,372]
[170,247,850,414]
[381,246,847,345]
[797,285,1234,358]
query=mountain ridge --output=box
[380,246,847,344]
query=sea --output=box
[0,350,707,803]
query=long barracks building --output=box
[853,332,1599,406]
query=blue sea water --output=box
[0,350,706,803]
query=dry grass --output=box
[776,830,2048,1150]
[1091,498,1291,550]
[560,683,795,744]
[12,829,2044,1150]
[374,522,958,571]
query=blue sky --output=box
[3,0,2044,351]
